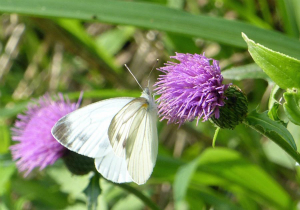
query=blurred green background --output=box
[1,0,300,209]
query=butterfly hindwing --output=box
[95,149,132,183]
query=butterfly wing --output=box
[95,150,132,183]
[51,97,134,158]
[108,97,158,185]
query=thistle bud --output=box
[210,85,248,129]
[63,150,96,175]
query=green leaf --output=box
[1,0,300,59]
[12,178,70,209]
[83,173,101,210]
[196,148,295,209]
[222,63,270,81]
[175,148,295,209]
[283,88,300,125]
[244,110,300,163]
[242,33,300,90]
[173,156,200,209]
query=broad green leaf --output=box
[176,148,294,209]
[174,151,244,210]
[242,33,300,89]
[11,178,70,209]
[283,88,300,125]
[196,148,294,210]
[244,110,300,163]
[1,0,300,59]
[83,173,101,210]
[222,63,269,81]
[47,165,90,199]
[173,156,200,209]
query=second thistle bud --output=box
[63,150,96,175]
[210,85,248,129]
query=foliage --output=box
[1,0,300,209]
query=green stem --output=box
[117,183,162,210]
[212,127,220,148]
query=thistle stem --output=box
[212,127,220,148]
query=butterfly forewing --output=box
[108,97,158,184]
[126,103,158,184]
[52,98,134,158]
[108,97,148,157]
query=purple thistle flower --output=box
[155,53,229,125]
[10,93,81,176]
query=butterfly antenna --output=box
[147,59,159,87]
[124,64,143,90]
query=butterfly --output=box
[51,67,158,185]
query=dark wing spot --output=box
[52,122,70,144]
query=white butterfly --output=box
[51,75,158,185]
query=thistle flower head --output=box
[10,93,81,176]
[155,53,229,125]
